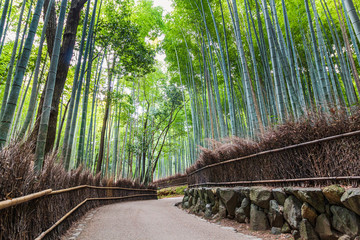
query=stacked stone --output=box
[182,186,360,240]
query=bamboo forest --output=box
[0,0,359,185]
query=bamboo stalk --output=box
[86,186,155,191]
[0,189,52,210]
[50,185,88,195]
[35,194,158,240]
[188,129,360,176]
[189,176,360,188]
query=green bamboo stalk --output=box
[0,0,10,42]
[77,0,98,167]
[342,0,360,67]
[0,0,12,59]
[12,70,34,137]
[305,0,329,106]
[35,0,68,171]
[245,0,268,127]
[18,0,54,140]
[0,0,27,119]
[61,0,91,164]
[0,0,45,148]
[344,0,360,43]
[261,0,286,121]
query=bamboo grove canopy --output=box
[0,0,358,184]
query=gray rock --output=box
[235,207,247,223]
[331,205,360,237]
[301,202,318,226]
[184,188,189,197]
[325,205,331,217]
[193,199,201,213]
[218,200,227,218]
[292,230,301,240]
[183,202,190,209]
[205,188,216,205]
[203,189,209,204]
[192,190,198,205]
[235,198,251,223]
[341,189,360,216]
[250,204,270,231]
[234,187,251,199]
[287,187,325,213]
[189,205,195,213]
[193,196,206,213]
[250,187,273,209]
[281,222,291,233]
[315,214,337,240]
[198,188,206,200]
[299,219,319,240]
[205,203,212,218]
[273,188,287,205]
[241,198,251,216]
[268,200,284,228]
[284,195,302,229]
[218,188,238,217]
[188,196,193,207]
[271,227,281,235]
[199,199,206,212]
[322,185,345,205]
[189,188,194,196]
[338,235,351,240]
[212,199,219,214]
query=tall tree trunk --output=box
[77,0,98,166]
[28,0,88,154]
[61,0,91,163]
[54,99,70,151]
[96,57,115,174]
[35,0,69,171]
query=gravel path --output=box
[74,197,261,240]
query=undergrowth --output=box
[157,185,187,199]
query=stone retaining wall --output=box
[182,186,360,240]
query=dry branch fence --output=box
[0,143,158,240]
[187,129,360,188]
[0,184,157,240]
[153,174,188,189]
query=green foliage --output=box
[97,0,155,76]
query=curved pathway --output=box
[72,197,260,240]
